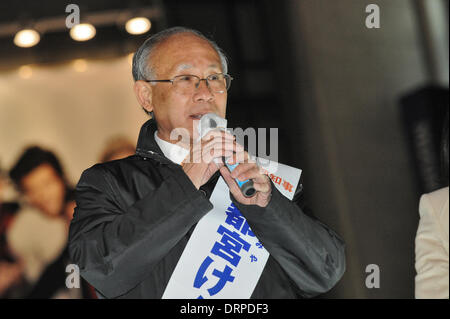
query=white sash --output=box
[162,161,301,299]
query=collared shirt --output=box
[154,131,189,165]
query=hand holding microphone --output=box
[183,112,272,206]
[198,113,257,198]
[181,128,236,190]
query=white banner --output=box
[162,162,301,299]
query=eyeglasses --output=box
[144,73,233,94]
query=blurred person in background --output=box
[99,136,135,163]
[0,164,24,298]
[415,109,449,299]
[8,146,94,298]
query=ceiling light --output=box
[125,17,151,35]
[14,29,40,48]
[70,23,96,41]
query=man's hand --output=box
[182,130,243,189]
[220,151,272,208]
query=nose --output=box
[193,79,214,103]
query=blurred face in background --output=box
[20,163,66,218]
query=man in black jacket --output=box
[68,26,346,299]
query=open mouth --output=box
[189,113,206,120]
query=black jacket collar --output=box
[135,118,167,161]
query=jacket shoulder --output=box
[78,156,139,184]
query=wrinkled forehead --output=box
[150,33,222,77]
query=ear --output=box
[133,80,154,114]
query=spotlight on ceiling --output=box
[14,29,40,48]
[70,23,96,41]
[125,17,151,35]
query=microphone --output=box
[199,113,256,198]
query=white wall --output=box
[0,56,148,186]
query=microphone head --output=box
[199,113,227,139]
[209,118,217,129]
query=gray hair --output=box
[132,26,228,82]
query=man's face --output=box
[20,163,66,218]
[139,33,228,143]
